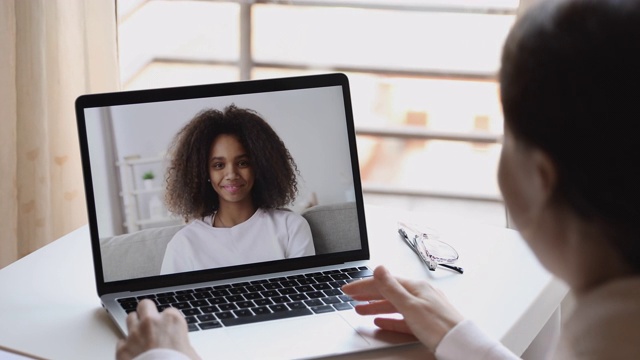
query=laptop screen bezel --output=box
[75,73,370,296]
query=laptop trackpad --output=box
[193,313,375,359]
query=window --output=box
[117,0,517,227]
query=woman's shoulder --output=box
[560,276,640,358]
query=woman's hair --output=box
[165,104,299,221]
[499,0,640,270]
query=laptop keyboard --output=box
[116,266,372,332]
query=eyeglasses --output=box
[398,221,463,274]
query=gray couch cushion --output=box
[100,224,185,282]
[302,202,361,254]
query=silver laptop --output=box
[75,73,416,359]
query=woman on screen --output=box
[160,104,315,274]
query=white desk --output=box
[0,205,567,359]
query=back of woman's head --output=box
[165,104,299,220]
[499,0,640,270]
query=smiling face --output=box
[208,134,255,210]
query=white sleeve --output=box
[133,348,192,360]
[286,214,316,257]
[435,320,521,360]
[160,233,190,275]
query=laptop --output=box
[75,73,417,359]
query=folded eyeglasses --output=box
[398,221,463,274]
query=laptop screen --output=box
[75,73,369,294]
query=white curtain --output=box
[0,0,120,268]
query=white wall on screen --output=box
[87,85,356,236]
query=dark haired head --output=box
[499,0,640,270]
[165,104,299,221]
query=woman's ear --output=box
[532,149,557,200]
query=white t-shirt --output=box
[160,208,315,274]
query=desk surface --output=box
[0,204,567,359]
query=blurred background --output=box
[117,0,518,227]
[2,0,526,267]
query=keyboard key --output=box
[218,303,238,311]
[272,296,289,304]
[314,276,333,283]
[295,285,314,293]
[190,300,209,307]
[157,296,176,305]
[208,297,227,305]
[289,293,309,301]
[304,299,323,307]
[263,283,282,290]
[200,305,218,313]
[197,314,217,322]
[225,295,245,302]
[312,283,332,291]
[307,291,325,299]
[254,298,273,306]
[280,280,299,287]
[297,278,316,285]
[321,296,342,305]
[286,274,305,280]
[288,301,306,310]
[234,309,254,317]
[245,285,266,292]
[244,292,263,300]
[215,311,235,320]
[347,269,373,279]
[182,308,202,316]
[198,321,222,330]
[211,289,231,297]
[119,301,138,310]
[228,287,248,295]
[310,305,335,314]
[333,302,353,311]
[236,301,254,308]
[323,270,341,275]
[157,304,173,311]
[278,288,298,295]
[331,273,350,280]
[260,290,278,298]
[193,291,212,299]
[252,306,272,315]
[172,302,191,310]
[220,308,312,327]
[269,304,289,312]
[323,289,343,296]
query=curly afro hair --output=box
[165,104,300,221]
